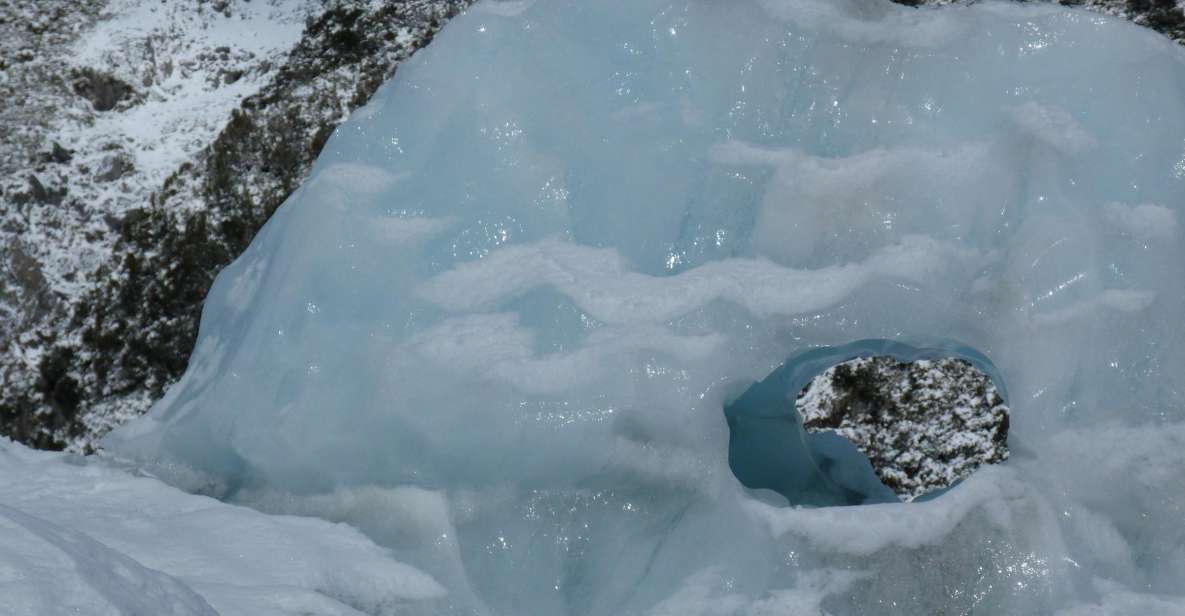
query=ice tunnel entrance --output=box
[725,339,1010,507]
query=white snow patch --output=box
[0,438,446,615]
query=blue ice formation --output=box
[107,0,1185,613]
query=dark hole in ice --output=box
[724,339,1009,506]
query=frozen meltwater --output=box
[106,0,1185,613]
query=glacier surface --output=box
[104,0,1185,613]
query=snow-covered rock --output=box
[796,356,1009,501]
[897,1,1185,44]
[0,0,470,451]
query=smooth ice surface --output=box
[107,0,1185,613]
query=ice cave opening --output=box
[726,339,1010,506]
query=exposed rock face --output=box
[0,0,471,451]
[796,357,1010,501]
[71,67,137,112]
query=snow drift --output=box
[0,439,445,615]
[101,0,1185,613]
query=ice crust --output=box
[106,0,1185,613]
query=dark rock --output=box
[94,154,133,182]
[71,67,135,112]
[26,175,47,201]
[117,208,149,237]
[26,175,66,205]
[44,141,73,164]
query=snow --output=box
[85,0,1185,613]
[0,438,446,615]
[69,0,315,193]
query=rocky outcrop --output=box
[0,0,471,451]
[797,356,1010,501]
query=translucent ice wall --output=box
[107,0,1185,613]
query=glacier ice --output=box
[104,0,1185,613]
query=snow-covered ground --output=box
[6,430,1185,615]
[0,437,448,615]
